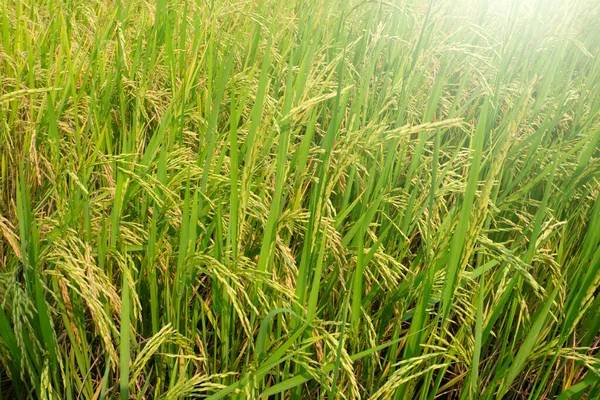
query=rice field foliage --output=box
[1,0,600,398]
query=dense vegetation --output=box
[1,0,599,398]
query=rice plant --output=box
[1,0,599,398]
